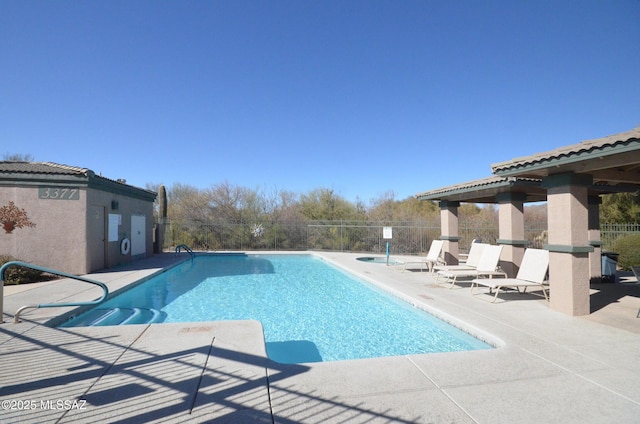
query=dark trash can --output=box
[601,252,619,283]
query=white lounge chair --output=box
[433,242,488,274]
[436,245,505,288]
[631,266,640,282]
[631,268,640,317]
[471,248,549,302]
[397,239,445,273]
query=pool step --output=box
[69,307,165,326]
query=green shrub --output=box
[611,234,640,271]
[0,255,44,285]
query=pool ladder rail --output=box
[175,244,196,259]
[0,261,109,324]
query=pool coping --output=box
[2,251,640,423]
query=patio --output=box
[1,252,639,423]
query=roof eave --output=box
[492,136,640,177]
[415,177,545,203]
[89,175,157,201]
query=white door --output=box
[131,215,146,256]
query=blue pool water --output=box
[61,254,492,363]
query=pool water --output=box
[61,254,492,363]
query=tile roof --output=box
[0,161,92,176]
[415,176,546,203]
[414,128,640,203]
[416,176,516,197]
[491,127,640,175]
[0,161,156,199]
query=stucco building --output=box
[0,162,156,274]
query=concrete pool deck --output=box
[1,251,640,423]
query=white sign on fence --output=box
[383,226,393,239]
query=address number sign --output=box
[38,187,80,200]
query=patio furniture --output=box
[433,242,488,274]
[396,239,445,273]
[436,245,505,288]
[471,248,549,302]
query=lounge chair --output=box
[471,248,549,302]
[631,267,640,317]
[397,239,445,273]
[436,245,505,288]
[631,266,640,282]
[433,242,488,274]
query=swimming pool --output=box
[61,254,492,363]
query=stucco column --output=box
[588,196,602,283]
[439,201,460,265]
[496,193,527,278]
[543,173,594,316]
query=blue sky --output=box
[2,1,639,204]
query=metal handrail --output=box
[0,261,109,324]
[175,244,195,258]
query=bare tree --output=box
[3,153,34,161]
